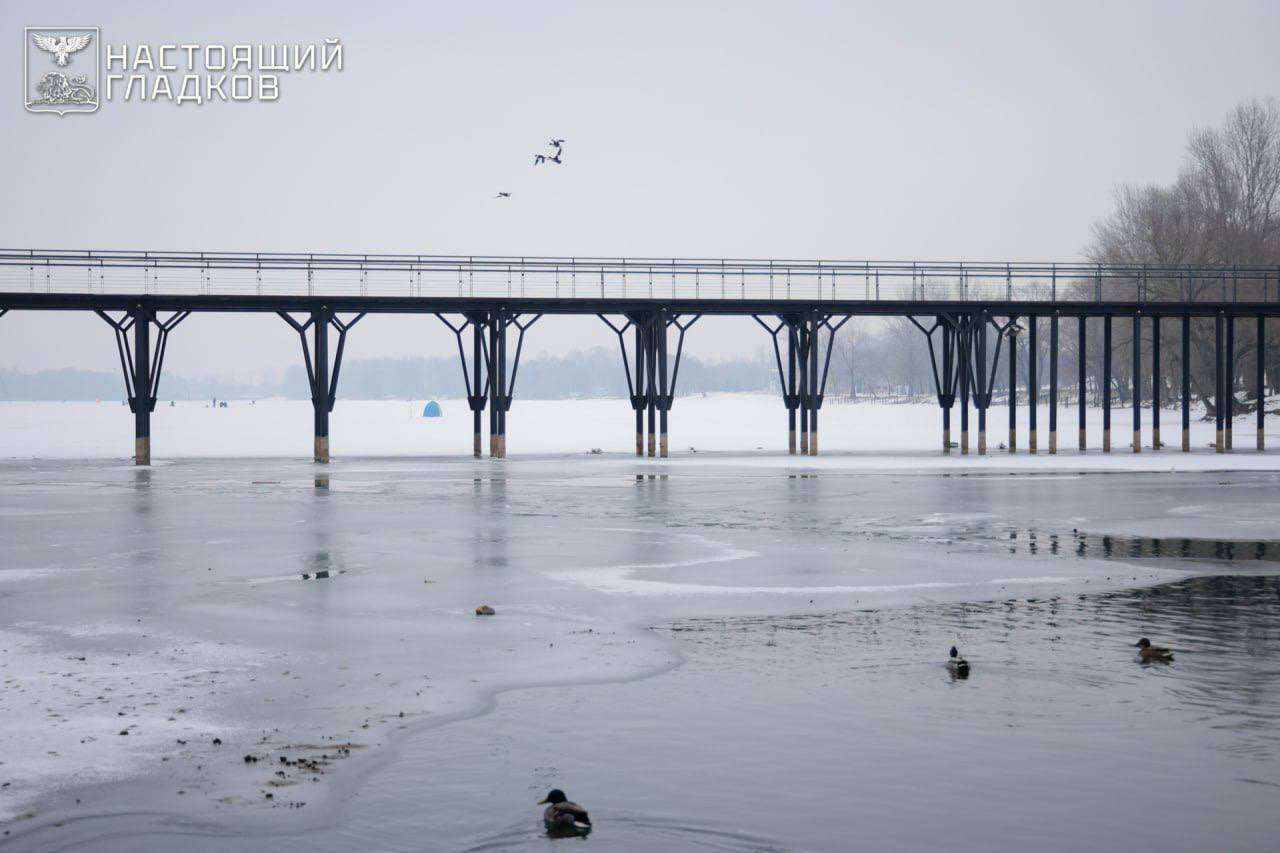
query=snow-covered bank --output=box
[1,395,1278,471]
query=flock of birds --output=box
[492,138,565,199]
[535,638,1172,838]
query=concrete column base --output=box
[810,434,818,456]
[1182,428,1191,452]
[1103,430,1111,453]
[788,430,796,455]
[1216,429,1224,452]
[978,432,987,455]
[799,432,809,455]
[1049,431,1057,454]
[1030,431,1037,453]
[1133,430,1141,453]
[473,433,482,458]
[648,433,656,457]
[943,428,951,454]
[1226,429,1233,450]
[1009,429,1016,453]
[314,435,329,464]
[1152,428,1160,450]
[1259,428,1265,451]
[489,434,498,458]
[660,434,668,458]
[961,430,969,455]
[497,435,507,458]
[636,434,643,457]
[135,437,151,466]
[1079,428,1086,451]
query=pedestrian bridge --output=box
[1,249,1275,464]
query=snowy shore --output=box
[1,394,1278,471]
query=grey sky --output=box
[2,1,1277,384]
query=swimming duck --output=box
[1135,638,1174,662]
[539,789,591,836]
[947,645,970,678]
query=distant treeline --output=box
[0,348,776,401]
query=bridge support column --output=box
[1028,315,1038,453]
[98,306,189,466]
[788,322,800,454]
[471,319,485,457]
[1103,316,1112,452]
[808,311,820,455]
[657,310,669,457]
[1152,316,1161,450]
[976,318,988,454]
[605,311,697,458]
[1226,316,1234,450]
[134,310,152,465]
[913,315,960,454]
[313,310,330,463]
[1258,315,1266,451]
[1215,312,1225,452]
[1008,317,1017,453]
[1132,314,1141,453]
[439,312,490,458]
[635,321,647,456]
[960,319,971,454]
[1078,317,1087,451]
[1182,315,1191,452]
[1049,314,1058,454]
[281,308,364,464]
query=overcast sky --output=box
[2,1,1278,384]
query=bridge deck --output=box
[1,250,1277,310]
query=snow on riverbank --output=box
[1,395,1278,471]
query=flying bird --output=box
[535,152,562,166]
[493,192,511,198]
[31,32,92,66]
[549,138,565,148]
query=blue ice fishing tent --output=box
[422,400,443,418]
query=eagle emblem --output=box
[31,32,93,66]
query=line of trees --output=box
[827,99,1280,413]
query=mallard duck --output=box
[539,789,591,836]
[947,645,970,678]
[1135,637,1174,662]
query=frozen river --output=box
[2,454,1279,851]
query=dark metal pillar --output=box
[1078,317,1087,451]
[942,322,955,452]
[1028,315,1038,453]
[646,319,657,457]
[657,310,669,458]
[635,321,646,456]
[1181,315,1191,452]
[1049,314,1059,454]
[1007,319,1017,453]
[797,321,810,455]
[472,319,484,458]
[1103,315,1112,452]
[959,320,971,455]
[787,324,798,455]
[313,307,330,464]
[1258,315,1266,451]
[976,316,989,455]
[1215,312,1224,453]
[808,310,820,455]
[133,307,152,466]
[496,313,508,458]
[488,315,500,458]
[1152,316,1161,450]
[1226,316,1234,450]
[1132,314,1141,453]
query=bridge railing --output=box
[0,251,1276,303]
